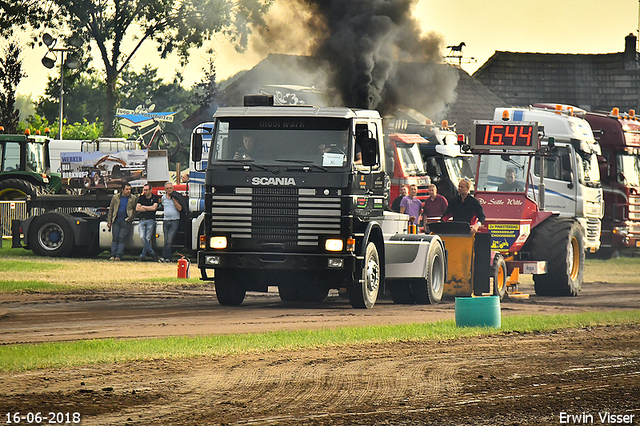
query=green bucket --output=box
[455,296,501,328]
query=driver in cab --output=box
[234,135,258,160]
[498,167,524,192]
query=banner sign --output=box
[60,150,148,189]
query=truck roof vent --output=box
[244,95,274,107]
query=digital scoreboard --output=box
[471,121,539,150]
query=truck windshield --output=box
[617,154,640,186]
[396,143,426,176]
[476,154,529,192]
[444,157,475,189]
[210,117,351,168]
[26,142,47,174]
[575,149,601,188]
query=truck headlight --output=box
[210,236,227,249]
[613,227,629,237]
[327,258,344,268]
[325,239,343,252]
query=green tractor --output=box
[0,131,62,200]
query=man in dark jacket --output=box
[441,178,485,234]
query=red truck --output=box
[585,108,640,257]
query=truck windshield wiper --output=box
[217,159,269,171]
[275,159,327,171]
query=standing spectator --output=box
[159,182,187,263]
[400,184,423,225]
[107,183,136,261]
[423,184,448,228]
[441,178,486,234]
[391,184,409,213]
[136,183,159,261]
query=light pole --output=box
[41,33,83,140]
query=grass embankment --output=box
[1,310,638,373]
[0,239,203,292]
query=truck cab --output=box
[192,96,448,308]
[193,98,388,306]
[493,106,604,253]
[585,108,640,256]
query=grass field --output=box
[2,239,640,293]
[1,311,638,372]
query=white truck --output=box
[492,106,604,254]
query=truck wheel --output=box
[278,285,300,302]
[214,270,246,306]
[526,217,585,296]
[411,241,445,304]
[348,242,380,309]
[28,213,75,257]
[492,253,507,300]
[0,178,38,200]
[299,284,330,303]
[389,281,414,304]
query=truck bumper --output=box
[197,251,357,274]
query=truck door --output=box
[354,122,385,218]
[533,146,577,215]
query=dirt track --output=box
[1,281,639,425]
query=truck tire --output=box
[525,217,585,296]
[278,285,300,302]
[28,213,75,257]
[214,270,246,306]
[411,241,445,304]
[0,178,38,200]
[492,253,507,300]
[347,242,381,309]
[389,281,414,304]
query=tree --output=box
[0,41,25,133]
[35,70,105,128]
[1,0,273,136]
[192,56,221,111]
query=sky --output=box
[5,0,640,100]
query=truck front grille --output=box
[629,195,640,220]
[211,188,342,246]
[586,218,601,244]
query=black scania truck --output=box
[192,95,447,309]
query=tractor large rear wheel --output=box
[0,178,38,200]
[525,217,584,296]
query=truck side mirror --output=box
[360,137,378,167]
[192,133,203,163]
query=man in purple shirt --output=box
[400,184,422,225]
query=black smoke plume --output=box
[251,0,459,118]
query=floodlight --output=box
[41,56,56,69]
[64,54,81,69]
[43,33,55,47]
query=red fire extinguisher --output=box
[177,254,190,279]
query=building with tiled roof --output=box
[472,34,640,113]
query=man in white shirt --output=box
[159,182,185,262]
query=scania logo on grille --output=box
[251,177,297,186]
